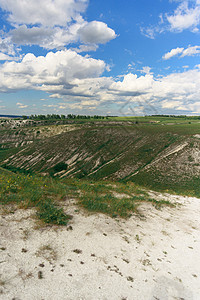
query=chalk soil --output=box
[0,193,200,300]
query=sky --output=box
[0,0,200,116]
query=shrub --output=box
[53,162,68,173]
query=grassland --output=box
[0,115,199,224]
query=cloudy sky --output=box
[0,0,200,116]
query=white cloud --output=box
[72,44,99,53]
[0,49,106,93]
[0,45,200,115]
[163,47,184,60]
[166,1,200,32]
[181,45,200,56]
[161,100,183,109]
[43,104,58,108]
[0,52,16,61]
[9,23,85,50]
[5,20,117,52]
[10,25,54,45]
[0,0,88,27]
[142,0,200,38]
[109,73,154,96]
[78,21,116,44]
[0,37,16,56]
[163,45,200,59]
[140,26,162,39]
[140,66,152,74]
[0,1,116,51]
[16,102,28,108]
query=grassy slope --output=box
[1,116,200,197]
[0,167,173,224]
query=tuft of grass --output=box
[37,199,72,225]
[78,192,136,218]
[0,168,71,225]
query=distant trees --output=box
[29,114,106,120]
[150,114,200,119]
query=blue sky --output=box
[0,0,200,116]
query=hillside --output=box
[1,116,200,299]
[1,117,200,196]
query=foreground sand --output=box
[0,192,200,300]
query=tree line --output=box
[26,114,106,120]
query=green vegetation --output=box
[0,168,71,225]
[29,114,106,121]
[131,170,200,198]
[0,167,173,223]
[0,115,200,223]
[52,162,68,174]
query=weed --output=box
[37,199,71,225]
[0,168,72,225]
[135,234,140,242]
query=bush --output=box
[53,162,68,173]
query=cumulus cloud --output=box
[10,25,54,45]
[78,21,116,44]
[163,45,200,59]
[0,49,106,92]
[9,24,80,49]
[0,1,116,51]
[0,0,88,27]
[9,22,116,50]
[109,73,154,96]
[1,48,200,114]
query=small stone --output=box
[127,276,134,282]
[73,249,82,254]
[39,263,45,268]
[21,248,28,253]
[67,226,73,231]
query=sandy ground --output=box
[0,192,200,300]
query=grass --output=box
[0,167,71,225]
[0,167,174,223]
[130,168,200,198]
[61,178,173,218]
